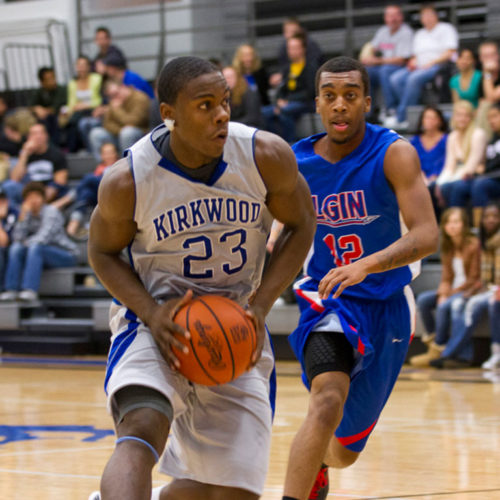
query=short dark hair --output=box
[103,53,126,70]
[157,56,220,105]
[22,181,46,201]
[315,56,370,96]
[416,105,448,134]
[37,66,54,82]
[95,26,111,37]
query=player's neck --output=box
[169,132,219,169]
[316,123,366,164]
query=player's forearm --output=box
[89,250,158,325]
[361,224,438,275]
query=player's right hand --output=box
[148,290,193,371]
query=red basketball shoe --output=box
[308,465,329,500]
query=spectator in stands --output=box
[58,142,118,239]
[436,100,487,208]
[59,56,102,152]
[470,103,500,227]
[3,123,68,204]
[360,4,413,122]
[431,203,500,368]
[30,67,66,143]
[103,53,155,99]
[93,26,126,75]
[386,4,458,130]
[0,181,78,302]
[449,48,482,108]
[411,105,448,184]
[270,17,323,88]
[232,44,270,106]
[0,110,34,159]
[409,207,481,367]
[262,34,315,143]
[88,81,150,159]
[476,41,500,139]
[222,66,262,128]
[0,94,8,127]
[410,105,448,217]
[0,186,18,292]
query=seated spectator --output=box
[92,26,126,74]
[0,182,78,302]
[54,142,119,238]
[483,289,500,369]
[436,100,487,208]
[0,186,18,292]
[0,109,36,159]
[222,66,262,128]
[410,105,448,218]
[0,94,8,127]
[103,53,155,99]
[232,44,270,106]
[470,103,500,227]
[59,56,102,152]
[30,67,67,143]
[411,105,448,184]
[360,4,413,121]
[3,123,68,204]
[409,207,481,367]
[270,17,323,88]
[387,4,458,129]
[475,40,500,137]
[262,34,315,143]
[431,203,500,368]
[88,81,150,159]
[450,48,482,108]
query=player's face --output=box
[315,70,371,145]
[164,71,230,163]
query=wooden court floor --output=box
[1,356,499,500]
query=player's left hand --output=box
[318,260,369,299]
[244,304,266,369]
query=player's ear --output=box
[160,102,176,131]
[315,95,320,114]
[364,95,371,114]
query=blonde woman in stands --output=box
[436,100,487,208]
[410,208,481,367]
[59,55,102,152]
[232,44,270,106]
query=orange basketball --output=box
[172,295,257,386]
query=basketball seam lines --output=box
[220,296,257,358]
[199,297,235,382]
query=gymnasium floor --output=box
[0,356,499,500]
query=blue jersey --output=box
[294,123,420,300]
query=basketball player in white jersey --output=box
[87,56,316,500]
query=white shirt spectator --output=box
[413,22,458,68]
[371,23,414,59]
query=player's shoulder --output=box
[100,157,134,196]
[292,133,326,159]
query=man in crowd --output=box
[93,27,127,74]
[360,4,413,121]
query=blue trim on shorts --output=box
[266,325,277,419]
[104,309,140,394]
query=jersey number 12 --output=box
[323,233,364,267]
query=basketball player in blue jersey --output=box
[281,57,439,500]
[87,56,315,500]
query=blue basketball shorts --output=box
[290,281,415,452]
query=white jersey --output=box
[126,121,273,307]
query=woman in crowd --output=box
[436,100,487,208]
[232,44,270,106]
[449,48,482,108]
[59,55,102,152]
[222,66,262,128]
[410,207,481,367]
[410,106,448,185]
[430,203,500,368]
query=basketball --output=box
[172,295,257,385]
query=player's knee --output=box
[309,384,347,430]
[117,407,170,457]
[335,446,360,468]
